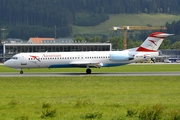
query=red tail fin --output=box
[136,32,173,52]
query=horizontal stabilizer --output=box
[150,32,174,38]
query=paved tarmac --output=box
[0,72,180,77]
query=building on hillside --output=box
[3,38,23,44]
[27,38,55,44]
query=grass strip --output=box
[0,76,180,119]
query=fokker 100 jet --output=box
[4,32,173,74]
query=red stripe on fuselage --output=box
[136,46,157,52]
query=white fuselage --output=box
[3,32,172,74]
[5,50,158,69]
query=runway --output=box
[0,72,180,77]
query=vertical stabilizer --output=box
[136,32,173,52]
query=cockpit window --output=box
[12,57,18,60]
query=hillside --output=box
[72,14,180,35]
[2,0,180,39]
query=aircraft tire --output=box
[86,68,91,74]
[20,71,23,74]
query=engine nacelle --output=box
[109,53,134,62]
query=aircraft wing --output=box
[70,62,102,68]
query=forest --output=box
[1,0,180,49]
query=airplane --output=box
[4,32,173,74]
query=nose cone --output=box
[4,60,14,68]
[4,60,9,67]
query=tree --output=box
[107,36,123,50]
[144,8,148,13]
[170,41,180,49]
[74,36,85,43]
[127,39,142,48]
[2,0,180,39]
[167,7,170,13]
[160,39,171,49]
[89,36,100,43]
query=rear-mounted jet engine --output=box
[109,53,134,62]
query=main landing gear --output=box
[86,68,91,74]
[20,69,23,74]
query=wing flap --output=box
[70,62,103,68]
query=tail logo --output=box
[136,32,173,52]
[149,40,157,46]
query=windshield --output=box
[11,56,18,60]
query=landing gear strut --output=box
[151,58,155,63]
[86,68,91,74]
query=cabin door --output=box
[21,55,27,65]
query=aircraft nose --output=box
[4,60,13,67]
[4,60,9,67]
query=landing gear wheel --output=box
[86,68,91,74]
[20,71,23,74]
[151,58,155,63]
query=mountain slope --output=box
[73,14,180,35]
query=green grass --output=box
[0,64,180,119]
[73,13,180,34]
[0,76,180,119]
